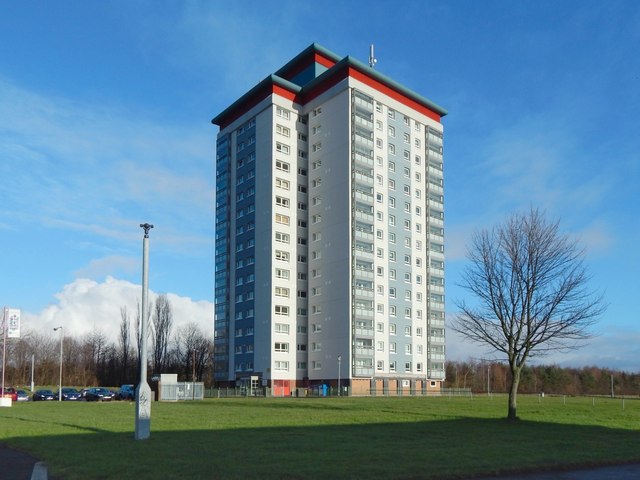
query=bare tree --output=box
[452,208,606,420]
[119,306,132,383]
[151,294,173,374]
[173,322,211,382]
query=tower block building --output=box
[212,44,447,395]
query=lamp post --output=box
[135,223,153,440]
[337,355,342,396]
[53,326,63,401]
[30,353,34,392]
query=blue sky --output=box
[1,2,638,370]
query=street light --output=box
[53,326,63,401]
[337,355,342,396]
[135,223,153,440]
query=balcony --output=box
[354,209,374,223]
[354,367,374,377]
[430,335,446,345]
[354,327,374,337]
[354,169,374,185]
[355,346,374,356]
[354,286,374,299]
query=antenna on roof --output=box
[369,44,377,69]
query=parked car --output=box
[84,387,114,402]
[32,389,56,401]
[57,387,82,401]
[116,384,135,400]
[1,387,18,401]
[16,389,30,401]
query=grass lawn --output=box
[1,395,639,479]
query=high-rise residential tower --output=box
[212,44,447,395]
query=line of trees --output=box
[445,360,640,397]
[1,295,213,389]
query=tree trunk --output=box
[508,366,522,420]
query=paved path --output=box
[0,443,44,479]
[474,462,640,479]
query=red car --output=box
[1,387,18,401]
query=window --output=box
[297,344,307,352]
[312,361,322,370]
[275,268,289,279]
[388,144,395,155]
[312,107,322,117]
[388,109,395,119]
[276,124,290,137]
[274,342,289,352]
[377,341,385,351]
[274,305,289,316]
[405,326,412,336]
[403,132,410,143]
[390,342,397,353]
[312,214,322,224]
[276,106,290,119]
[390,306,396,317]
[312,142,322,152]
[312,342,322,351]
[298,167,307,176]
[388,126,395,137]
[275,232,290,244]
[312,125,322,135]
[275,196,290,208]
[276,178,290,190]
[389,197,395,208]
[275,213,290,225]
[276,142,290,155]
[389,251,396,262]
[312,160,322,170]
[389,161,396,172]
[376,120,383,130]
[276,160,290,172]
[377,360,384,371]
[388,179,396,190]
[275,286,289,297]
[389,287,396,298]
[275,361,289,371]
[275,323,290,334]
[312,178,322,188]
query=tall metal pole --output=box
[135,223,153,440]
[337,355,342,396]
[1,308,6,398]
[53,326,63,401]
[30,353,34,392]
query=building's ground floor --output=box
[217,375,444,397]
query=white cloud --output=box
[21,277,212,343]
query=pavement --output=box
[0,443,48,480]
[2,442,639,479]
[474,462,640,479]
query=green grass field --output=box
[1,395,638,479]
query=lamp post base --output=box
[135,382,152,440]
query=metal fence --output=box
[159,382,205,401]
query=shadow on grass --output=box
[5,414,640,480]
